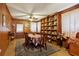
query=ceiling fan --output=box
[28,13,38,21]
[16,13,48,21]
[13,7,48,21]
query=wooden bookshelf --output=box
[41,13,61,41]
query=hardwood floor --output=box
[4,38,70,56]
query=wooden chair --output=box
[41,34,47,50]
[38,34,47,51]
[34,33,47,51]
[23,33,35,50]
[8,32,15,41]
[23,33,29,48]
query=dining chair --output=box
[37,34,47,51]
[23,33,35,50]
[23,33,29,49]
[41,34,47,50]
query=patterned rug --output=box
[16,39,59,56]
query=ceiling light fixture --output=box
[29,18,33,21]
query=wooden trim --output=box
[13,18,30,22]
[57,13,62,33]
[60,4,79,14]
[5,4,13,18]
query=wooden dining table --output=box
[28,33,41,46]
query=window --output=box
[30,22,37,32]
[30,22,41,32]
[16,24,24,32]
[37,22,41,32]
[62,8,79,37]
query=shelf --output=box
[41,14,60,41]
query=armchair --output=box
[68,32,79,56]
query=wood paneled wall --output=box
[57,13,62,33]
[0,3,12,55]
[12,18,30,38]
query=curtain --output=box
[37,22,41,32]
[30,22,41,32]
[62,8,79,38]
[16,24,23,32]
[30,22,37,32]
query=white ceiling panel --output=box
[6,3,77,21]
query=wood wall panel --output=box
[0,4,2,56]
[57,13,62,33]
[12,18,30,38]
[0,3,12,55]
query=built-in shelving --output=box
[41,13,61,41]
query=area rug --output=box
[15,39,59,56]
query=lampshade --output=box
[29,18,33,21]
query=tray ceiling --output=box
[6,3,77,21]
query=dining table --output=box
[28,33,41,46]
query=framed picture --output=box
[2,14,6,27]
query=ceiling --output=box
[6,3,77,21]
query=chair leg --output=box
[27,44,29,49]
[39,45,42,52]
[45,44,47,50]
[43,43,47,50]
[23,43,27,51]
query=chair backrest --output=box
[76,32,79,38]
[40,34,47,45]
[24,33,29,43]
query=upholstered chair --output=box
[68,32,79,56]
